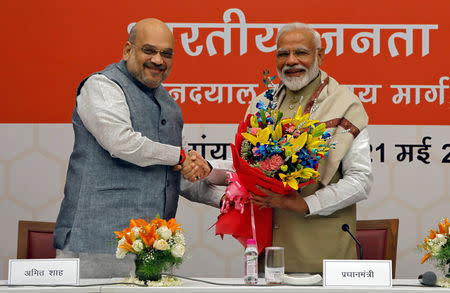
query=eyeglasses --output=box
[131,43,174,59]
[276,48,319,60]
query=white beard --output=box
[277,56,319,91]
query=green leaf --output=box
[276,111,283,125]
[260,109,267,125]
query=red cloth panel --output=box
[356,229,387,260]
[28,231,56,259]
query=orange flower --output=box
[439,222,446,234]
[128,218,149,230]
[167,218,183,233]
[151,217,167,228]
[440,217,450,235]
[428,229,437,239]
[421,252,432,264]
[113,231,124,239]
[124,231,134,244]
[115,216,183,250]
[119,241,136,253]
[140,225,158,247]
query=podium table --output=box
[1,278,449,292]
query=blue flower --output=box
[264,89,274,101]
[256,101,267,111]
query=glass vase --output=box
[134,255,162,282]
[446,259,450,278]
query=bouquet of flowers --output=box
[215,71,332,253]
[419,217,450,286]
[114,216,185,284]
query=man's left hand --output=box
[250,185,309,213]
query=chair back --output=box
[356,219,399,278]
[17,220,56,259]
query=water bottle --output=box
[244,239,258,284]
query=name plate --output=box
[323,259,392,287]
[8,258,79,285]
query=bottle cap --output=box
[246,239,257,245]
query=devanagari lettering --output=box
[345,84,381,104]
[119,9,437,57]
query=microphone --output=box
[418,271,437,286]
[341,224,363,260]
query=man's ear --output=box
[317,47,325,67]
[123,41,132,61]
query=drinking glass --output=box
[265,246,284,284]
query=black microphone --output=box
[341,224,363,260]
[418,271,437,286]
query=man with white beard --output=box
[245,22,373,273]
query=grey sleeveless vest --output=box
[53,60,183,254]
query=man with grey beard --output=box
[245,22,373,273]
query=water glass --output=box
[265,246,284,284]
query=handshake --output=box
[174,150,211,182]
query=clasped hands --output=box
[174,150,211,182]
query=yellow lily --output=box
[241,126,272,146]
[279,172,301,190]
[299,167,320,179]
[293,106,311,126]
[272,123,283,141]
[306,134,328,152]
[250,115,259,128]
[292,132,307,150]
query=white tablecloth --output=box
[1,278,449,292]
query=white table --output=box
[1,278,449,292]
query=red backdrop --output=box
[1,0,448,125]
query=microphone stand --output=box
[342,224,363,260]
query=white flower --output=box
[116,247,128,259]
[156,226,172,240]
[132,239,144,252]
[132,227,141,238]
[173,232,185,245]
[435,234,447,246]
[153,239,169,250]
[171,244,185,258]
[118,236,127,246]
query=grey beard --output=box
[278,59,319,91]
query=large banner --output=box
[1,0,449,125]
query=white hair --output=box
[276,23,321,49]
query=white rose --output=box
[173,232,185,245]
[116,247,128,259]
[132,227,141,238]
[435,234,447,246]
[171,244,185,258]
[156,226,172,240]
[153,239,169,250]
[118,237,126,246]
[132,239,144,252]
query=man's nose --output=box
[150,52,164,65]
[286,53,299,65]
